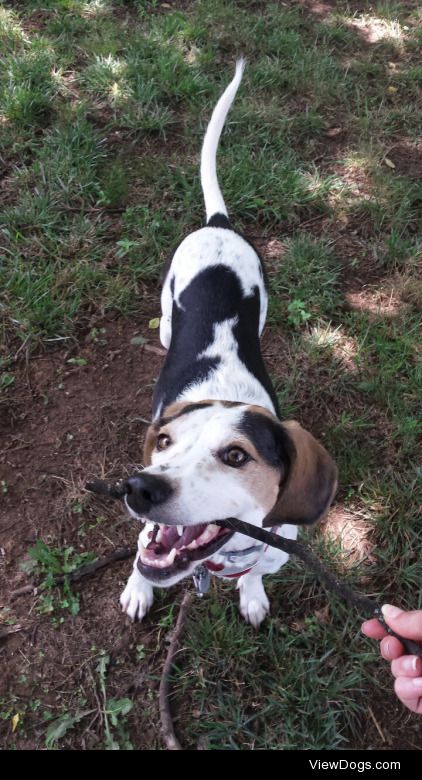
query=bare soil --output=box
[0,293,173,750]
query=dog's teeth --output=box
[166,548,177,565]
[177,525,184,537]
[189,524,219,549]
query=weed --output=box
[45,709,94,750]
[287,299,312,328]
[96,652,134,750]
[0,373,15,391]
[21,541,97,617]
[268,234,341,326]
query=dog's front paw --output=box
[120,571,154,621]
[238,575,269,629]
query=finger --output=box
[391,655,422,679]
[382,605,422,642]
[394,676,422,714]
[361,619,387,640]
[380,635,404,660]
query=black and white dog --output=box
[121,61,337,627]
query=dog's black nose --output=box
[125,473,173,514]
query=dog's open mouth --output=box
[138,522,233,581]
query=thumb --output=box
[381,605,422,642]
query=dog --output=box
[120,61,337,628]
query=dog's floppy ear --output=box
[263,420,337,527]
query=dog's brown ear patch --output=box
[143,424,158,466]
[263,420,337,527]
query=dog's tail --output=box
[201,59,245,225]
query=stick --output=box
[216,518,422,659]
[0,625,24,641]
[9,585,38,599]
[85,479,127,500]
[159,590,194,751]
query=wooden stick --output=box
[0,625,24,641]
[159,590,194,751]
[216,518,422,659]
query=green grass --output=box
[172,591,367,750]
[268,234,342,324]
[1,0,421,752]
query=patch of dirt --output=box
[321,505,376,565]
[387,138,422,181]
[0,289,178,749]
[1,293,162,572]
[294,0,338,18]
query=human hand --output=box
[362,604,422,714]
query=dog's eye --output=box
[156,433,172,451]
[222,447,250,468]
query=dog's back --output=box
[154,62,277,418]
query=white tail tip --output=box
[200,59,246,223]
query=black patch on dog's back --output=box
[207,212,231,229]
[152,266,278,416]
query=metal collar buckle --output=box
[192,564,211,598]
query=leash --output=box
[85,479,422,658]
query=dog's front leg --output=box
[120,552,154,621]
[237,572,270,629]
[237,525,298,628]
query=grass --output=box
[268,234,342,324]
[170,588,369,750]
[1,0,421,751]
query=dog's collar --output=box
[192,545,263,596]
[192,526,281,595]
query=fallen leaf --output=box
[130,335,147,346]
[387,85,398,94]
[326,127,343,138]
[12,713,19,732]
[384,157,396,169]
[315,605,331,625]
[148,318,160,329]
[67,358,88,366]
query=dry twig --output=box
[159,589,194,751]
[0,624,24,641]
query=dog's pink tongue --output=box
[174,523,207,549]
[158,526,179,551]
[146,523,208,555]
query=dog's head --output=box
[125,401,337,585]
